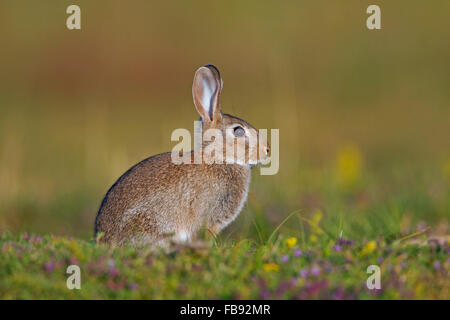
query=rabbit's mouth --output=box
[247,155,270,167]
[259,156,271,166]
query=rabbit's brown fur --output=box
[94,65,269,247]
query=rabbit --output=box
[94,64,270,247]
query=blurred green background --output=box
[0,1,449,241]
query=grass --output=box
[0,228,448,299]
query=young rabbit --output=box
[94,64,270,247]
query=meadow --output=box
[0,1,449,299]
[1,227,448,299]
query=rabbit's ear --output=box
[192,65,223,122]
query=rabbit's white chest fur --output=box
[172,168,250,244]
[173,164,251,242]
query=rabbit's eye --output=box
[233,126,245,137]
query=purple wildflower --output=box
[260,289,271,300]
[107,259,119,277]
[377,256,384,264]
[333,287,345,300]
[368,287,384,296]
[253,277,270,300]
[299,269,309,278]
[311,266,321,276]
[281,255,289,263]
[108,267,119,277]
[107,259,115,268]
[43,261,55,273]
[32,236,43,243]
[332,244,342,252]
[275,280,294,298]
[433,261,441,270]
[337,238,354,247]
[293,249,302,257]
[128,282,138,290]
[107,279,126,291]
[305,280,328,297]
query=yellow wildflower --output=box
[67,240,85,261]
[309,234,318,243]
[263,263,280,272]
[286,237,297,248]
[310,209,323,235]
[361,241,377,255]
[336,144,363,187]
